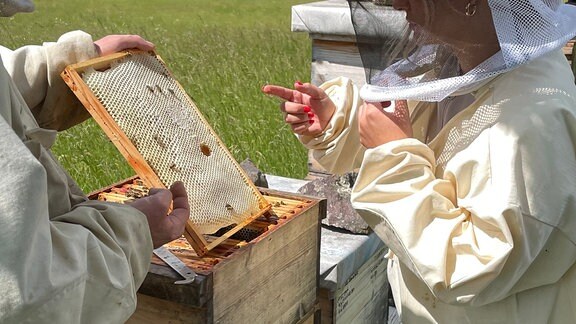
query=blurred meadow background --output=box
[0,0,311,192]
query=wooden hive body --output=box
[66,50,326,322]
[89,179,324,323]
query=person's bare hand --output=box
[128,181,189,248]
[358,100,413,148]
[262,81,336,137]
[93,35,155,57]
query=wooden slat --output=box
[319,289,334,324]
[311,39,366,88]
[203,206,271,251]
[212,202,321,323]
[333,248,389,324]
[126,294,207,323]
[312,39,364,67]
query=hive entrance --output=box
[62,50,271,255]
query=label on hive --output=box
[79,52,264,234]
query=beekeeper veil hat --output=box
[0,0,34,17]
[350,0,576,102]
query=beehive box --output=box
[89,177,324,323]
[64,48,325,323]
[319,247,389,324]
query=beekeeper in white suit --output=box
[264,0,576,322]
[0,1,190,322]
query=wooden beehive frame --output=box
[61,50,271,256]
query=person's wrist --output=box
[93,43,102,56]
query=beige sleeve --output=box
[351,103,576,306]
[0,31,98,130]
[298,77,366,174]
[0,118,152,322]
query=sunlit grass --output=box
[1,0,311,192]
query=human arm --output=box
[351,93,576,306]
[263,77,367,174]
[0,31,153,131]
[0,116,150,322]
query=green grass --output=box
[0,0,311,192]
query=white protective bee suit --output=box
[300,0,576,321]
[304,49,576,323]
[0,10,152,324]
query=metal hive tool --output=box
[62,50,271,255]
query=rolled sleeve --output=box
[351,115,576,306]
[299,76,366,174]
[0,116,152,323]
[0,31,98,130]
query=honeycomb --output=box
[81,52,264,234]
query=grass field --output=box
[0,0,312,192]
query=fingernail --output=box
[296,81,303,86]
[309,119,315,124]
[303,106,311,113]
[381,101,392,108]
[308,113,315,118]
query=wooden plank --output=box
[212,203,321,323]
[348,288,388,324]
[312,39,363,67]
[276,290,319,324]
[296,302,320,324]
[126,294,208,323]
[64,51,134,74]
[333,248,389,324]
[212,212,319,321]
[319,289,334,324]
[204,205,271,251]
[310,33,357,43]
[312,39,576,87]
[137,266,212,308]
[310,39,367,88]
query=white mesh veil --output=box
[350,0,576,103]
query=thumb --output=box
[168,181,190,224]
[147,188,173,208]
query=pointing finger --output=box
[262,85,296,102]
